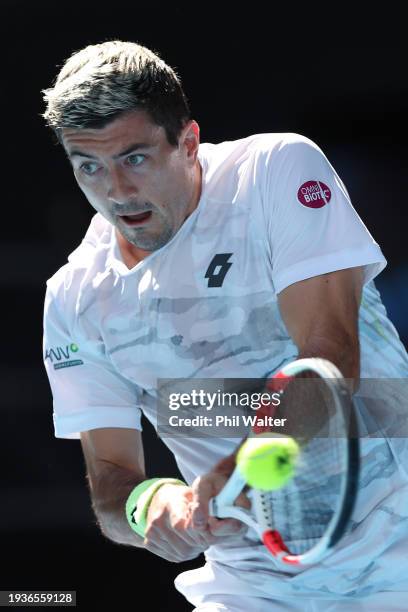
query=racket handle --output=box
[209,465,246,517]
[214,466,246,507]
[209,466,260,534]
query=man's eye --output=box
[127,154,146,166]
[80,162,100,175]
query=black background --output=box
[2,3,407,610]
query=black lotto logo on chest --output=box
[205,253,233,288]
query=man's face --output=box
[62,110,201,252]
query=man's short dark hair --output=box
[42,40,191,147]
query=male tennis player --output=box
[42,41,408,610]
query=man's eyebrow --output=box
[67,142,154,159]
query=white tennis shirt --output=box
[43,133,408,601]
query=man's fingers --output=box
[191,472,232,530]
[236,490,252,509]
[190,475,214,530]
[144,539,201,563]
[206,485,251,536]
[207,516,248,536]
[191,456,252,533]
[145,525,204,562]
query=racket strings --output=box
[254,382,350,555]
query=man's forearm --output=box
[88,463,146,547]
[269,336,360,440]
[297,333,360,392]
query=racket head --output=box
[254,358,359,565]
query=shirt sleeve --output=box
[262,134,387,294]
[43,283,143,439]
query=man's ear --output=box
[180,120,200,163]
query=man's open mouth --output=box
[120,211,152,226]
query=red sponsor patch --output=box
[297,181,331,208]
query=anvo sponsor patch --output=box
[44,343,84,369]
[297,181,331,208]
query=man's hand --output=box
[145,451,250,562]
[190,450,251,536]
[144,483,212,562]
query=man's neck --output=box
[116,232,150,269]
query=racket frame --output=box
[209,358,360,566]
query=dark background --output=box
[2,4,407,610]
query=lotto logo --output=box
[297,181,331,208]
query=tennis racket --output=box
[209,358,359,566]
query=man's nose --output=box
[107,166,138,203]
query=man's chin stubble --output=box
[124,226,174,252]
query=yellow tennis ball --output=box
[236,434,299,490]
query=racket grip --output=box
[209,466,246,517]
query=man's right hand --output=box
[144,481,247,562]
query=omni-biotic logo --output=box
[297,180,332,208]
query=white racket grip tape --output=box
[209,466,261,535]
[211,466,246,508]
